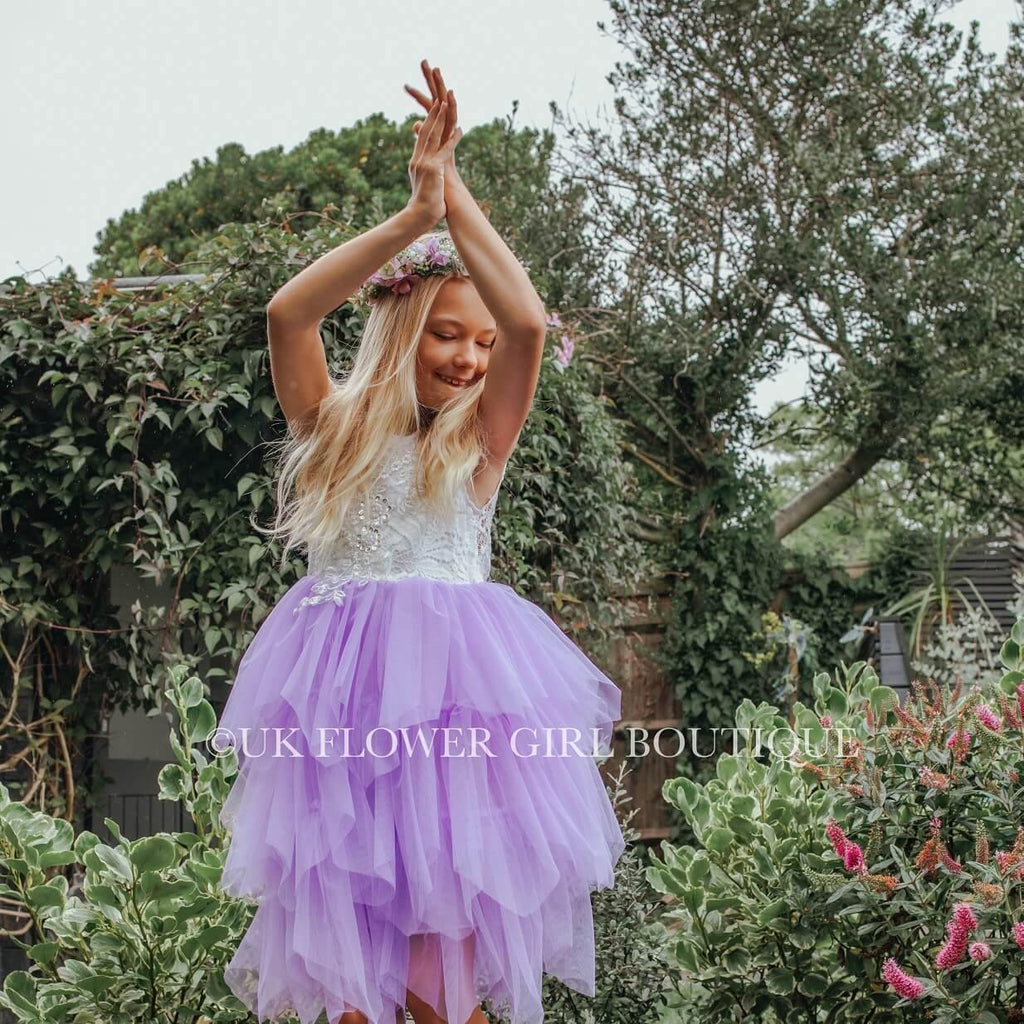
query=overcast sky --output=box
[3,0,1016,413]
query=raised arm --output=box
[408,64,549,463]
[265,207,435,433]
[442,171,548,463]
[265,96,456,433]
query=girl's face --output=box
[416,278,497,409]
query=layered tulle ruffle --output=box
[216,575,625,1024]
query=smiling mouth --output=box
[437,372,477,388]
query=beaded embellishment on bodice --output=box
[297,433,506,610]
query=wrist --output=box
[401,201,440,235]
[443,171,472,214]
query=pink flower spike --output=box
[936,929,968,969]
[843,841,867,874]
[881,957,924,1000]
[952,903,979,933]
[825,819,849,856]
[976,704,1002,731]
[946,729,971,761]
[969,941,991,961]
[1012,921,1024,950]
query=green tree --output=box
[553,0,1024,541]
[88,108,615,321]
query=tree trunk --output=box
[773,443,889,540]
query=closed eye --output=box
[434,331,496,349]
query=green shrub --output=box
[649,614,1024,1024]
[0,663,252,1024]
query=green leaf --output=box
[766,967,795,994]
[185,700,217,742]
[868,686,895,717]
[797,972,828,996]
[723,948,751,972]
[756,899,789,927]
[38,849,79,868]
[93,844,132,883]
[687,854,711,884]
[179,675,204,708]
[731,794,756,817]
[26,942,59,965]
[706,827,735,853]
[25,881,65,911]
[130,835,177,873]
[158,763,189,801]
[2,971,37,1013]
[1001,639,1022,671]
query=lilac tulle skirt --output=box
[215,574,626,1024]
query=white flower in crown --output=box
[352,234,468,309]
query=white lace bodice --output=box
[299,433,506,607]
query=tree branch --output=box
[773,442,889,539]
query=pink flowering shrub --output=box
[649,614,1024,1024]
[545,310,578,369]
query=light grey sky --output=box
[2,0,1015,413]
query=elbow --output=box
[517,318,550,343]
[266,295,312,330]
[504,303,549,340]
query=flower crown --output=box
[352,234,468,310]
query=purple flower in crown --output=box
[368,260,416,295]
[423,236,452,268]
[545,310,563,328]
[404,240,429,263]
[354,233,467,308]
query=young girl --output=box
[215,61,625,1024]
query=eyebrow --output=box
[429,315,497,335]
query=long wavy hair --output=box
[255,233,494,570]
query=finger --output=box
[433,65,448,98]
[420,59,439,101]
[425,68,454,142]
[424,99,448,150]
[441,125,463,155]
[444,88,457,136]
[404,84,432,112]
[412,98,443,155]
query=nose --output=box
[451,341,480,370]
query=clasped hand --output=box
[404,60,464,224]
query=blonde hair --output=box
[255,235,493,570]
